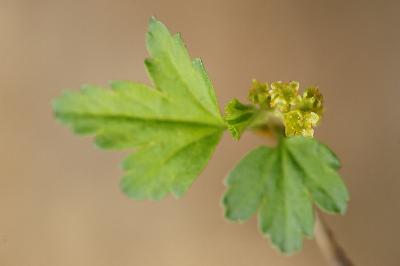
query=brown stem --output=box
[314,213,354,266]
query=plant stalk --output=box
[314,213,354,266]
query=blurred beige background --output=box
[1,0,399,265]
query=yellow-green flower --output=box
[229,80,325,138]
[248,79,271,108]
[297,87,323,117]
[284,110,320,137]
[270,81,299,112]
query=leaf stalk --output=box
[314,214,354,266]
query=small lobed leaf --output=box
[53,17,225,200]
[224,98,259,140]
[223,136,349,254]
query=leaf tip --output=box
[148,15,158,25]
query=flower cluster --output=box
[248,80,324,137]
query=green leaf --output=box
[223,136,349,254]
[224,98,259,140]
[53,17,225,200]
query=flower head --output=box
[248,79,271,108]
[269,81,300,113]
[242,80,324,137]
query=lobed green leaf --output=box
[223,136,349,254]
[53,18,225,200]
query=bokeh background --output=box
[1,0,399,265]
